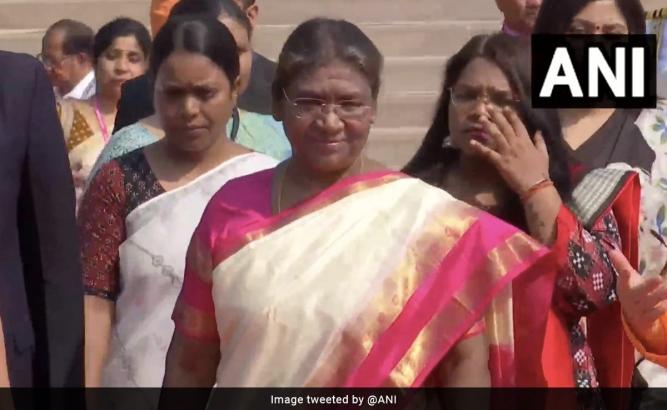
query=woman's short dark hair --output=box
[534,0,646,34]
[272,18,384,102]
[403,33,573,223]
[168,0,252,37]
[94,17,152,63]
[150,15,240,85]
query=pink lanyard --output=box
[93,97,111,143]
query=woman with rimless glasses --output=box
[162,18,550,389]
[404,32,640,392]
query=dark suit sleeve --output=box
[22,61,84,387]
[113,79,135,133]
[237,52,276,115]
[113,75,155,133]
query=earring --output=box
[442,136,453,148]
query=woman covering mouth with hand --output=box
[404,33,640,389]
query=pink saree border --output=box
[342,212,548,387]
[211,170,406,267]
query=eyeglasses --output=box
[566,21,629,35]
[282,89,372,120]
[36,53,73,69]
[449,87,519,110]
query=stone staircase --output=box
[0,0,504,168]
[644,0,667,12]
[2,0,666,167]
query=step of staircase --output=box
[367,126,428,169]
[376,91,439,129]
[0,0,150,30]
[254,20,500,60]
[0,0,501,29]
[0,20,500,59]
[259,0,501,25]
[0,29,43,55]
[643,0,666,12]
[383,55,447,94]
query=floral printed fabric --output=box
[634,100,667,277]
[646,15,667,98]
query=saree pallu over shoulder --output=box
[568,168,639,229]
[203,172,548,387]
[102,153,278,387]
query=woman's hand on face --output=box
[470,107,551,195]
[611,249,667,332]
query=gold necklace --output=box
[275,156,365,214]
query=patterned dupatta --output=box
[547,168,641,387]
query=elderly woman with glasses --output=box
[161,18,552,389]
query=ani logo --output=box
[532,34,657,109]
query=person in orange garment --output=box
[151,0,257,36]
[611,249,667,367]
